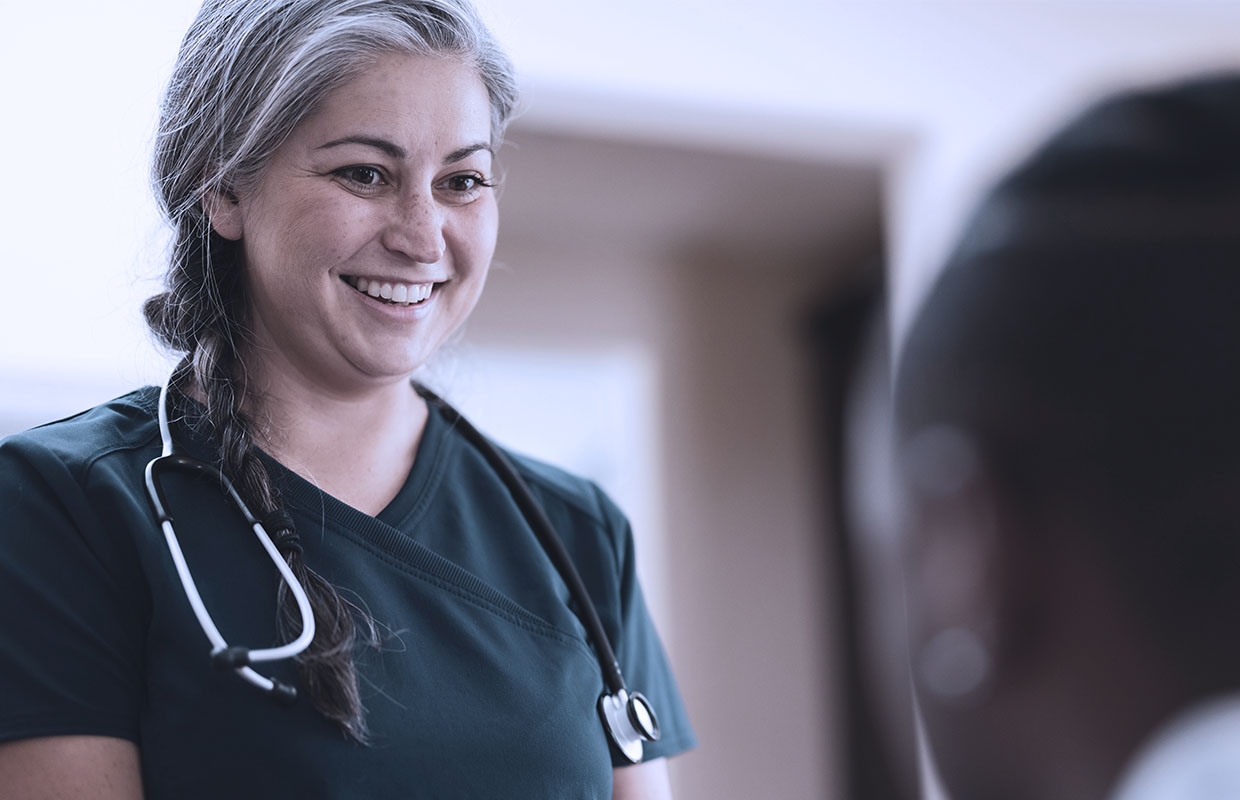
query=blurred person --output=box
[0,1,694,797]
[894,73,1240,800]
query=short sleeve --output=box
[0,437,147,744]
[591,485,697,765]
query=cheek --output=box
[244,197,374,283]
[448,199,499,276]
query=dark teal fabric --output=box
[0,387,694,798]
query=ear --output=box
[202,187,243,241]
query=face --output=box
[210,53,498,396]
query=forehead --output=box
[293,52,493,152]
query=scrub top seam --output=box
[249,413,592,657]
[506,457,612,532]
[318,515,598,663]
[12,393,163,481]
[79,428,162,478]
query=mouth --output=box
[342,275,437,307]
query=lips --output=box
[342,275,435,306]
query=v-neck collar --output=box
[259,400,451,533]
[166,385,451,537]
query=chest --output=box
[132,471,615,798]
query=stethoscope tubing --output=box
[147,370,658,758]
[417,385,660,761]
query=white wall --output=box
[1,3,198,390]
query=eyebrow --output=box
[316,136,493,165]
[317,135,407,159]
[443,142,494,164]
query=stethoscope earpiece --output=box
[269,679,299,706]
[211,645,299,704]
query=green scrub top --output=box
[0,388,695,798]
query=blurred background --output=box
[4,1,1240,797]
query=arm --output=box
[0,736,143,799]
[612,757,673,800]
[0,440,147,790]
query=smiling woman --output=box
[206,53,499,398]
[0,1,694,797]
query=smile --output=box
[343,276,435,306]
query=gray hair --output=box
[144,0,517,741]
[155,0,517,225]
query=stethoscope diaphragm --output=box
[598,688,661,763]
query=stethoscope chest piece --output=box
[598,688,661,764]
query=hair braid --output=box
[200,324,381,742]
[147,232,379,741]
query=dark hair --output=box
[896,72,1240,668]
[144,0,517,741]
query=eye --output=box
[333,165,389,193]
[438,172,496,201]
[446,174,480,192]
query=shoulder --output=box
[1110,694,1240,800]
[0,387,161,479]
[501,448,633,567]
[506,449,626,526]
[505,450,614,522]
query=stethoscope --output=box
[144,370,661,763]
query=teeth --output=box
[349,276,435,306]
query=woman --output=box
[0,1,695,797]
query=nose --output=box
[382,190,445,264]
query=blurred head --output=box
[894,73,1240,800]
[145,0,518,377]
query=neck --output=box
[1006,675,1175,800]
[241,360,429,516]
